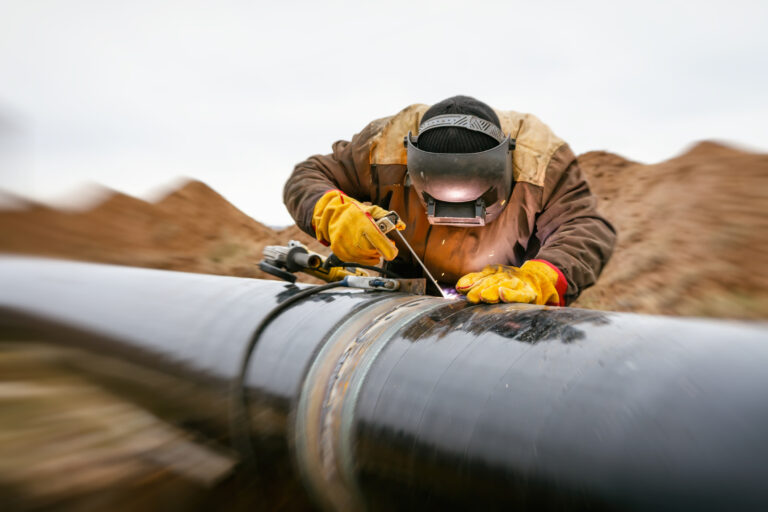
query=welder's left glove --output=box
[455,260,567,306]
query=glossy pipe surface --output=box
[345,305,768,510]
[0,256,387,509]
[0,256,385,442]
[1,257,768,511]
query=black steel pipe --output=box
[1,256,767,510]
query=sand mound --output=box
[573,141,768,319]
[1,142,766,319]
[0,179,327,282]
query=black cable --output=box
[337,261,402,278]
[324,254,403,279]
[230,281,344,469]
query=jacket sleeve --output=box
[533,144,616,304]
[282,119,385,236]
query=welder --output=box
[283,96,616,306]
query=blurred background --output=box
[1,0,767,223]
[2,0,767,318]
[1,1,768,510]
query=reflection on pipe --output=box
[1,257,767,510]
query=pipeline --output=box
[1,256,767,510]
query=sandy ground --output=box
[573,141,768,320]
[1,141,766,319]
[0,180,328,283]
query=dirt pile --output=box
[1,142,766,319]
[0,180,327,282]
[573,142,768,319]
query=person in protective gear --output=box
[285,95,616,306]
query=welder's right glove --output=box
[455,260,567,306]
[312,189,405,266]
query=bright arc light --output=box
[441,287,460,299]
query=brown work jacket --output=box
[283,104,616,304]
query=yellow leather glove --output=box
[312,190,405,266]
[455,260,566,306]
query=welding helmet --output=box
[404,113,515,227]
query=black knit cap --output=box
[418,95,501,154]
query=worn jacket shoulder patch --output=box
[370,104,429,165]
[495,110,565,187]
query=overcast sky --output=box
[1,0,766,225]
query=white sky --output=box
[0,0,766,225]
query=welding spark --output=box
[441,287,460,299]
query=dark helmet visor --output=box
[405,131,515,226]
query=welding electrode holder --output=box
[374,210,446,298]
[374,212,401,235]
